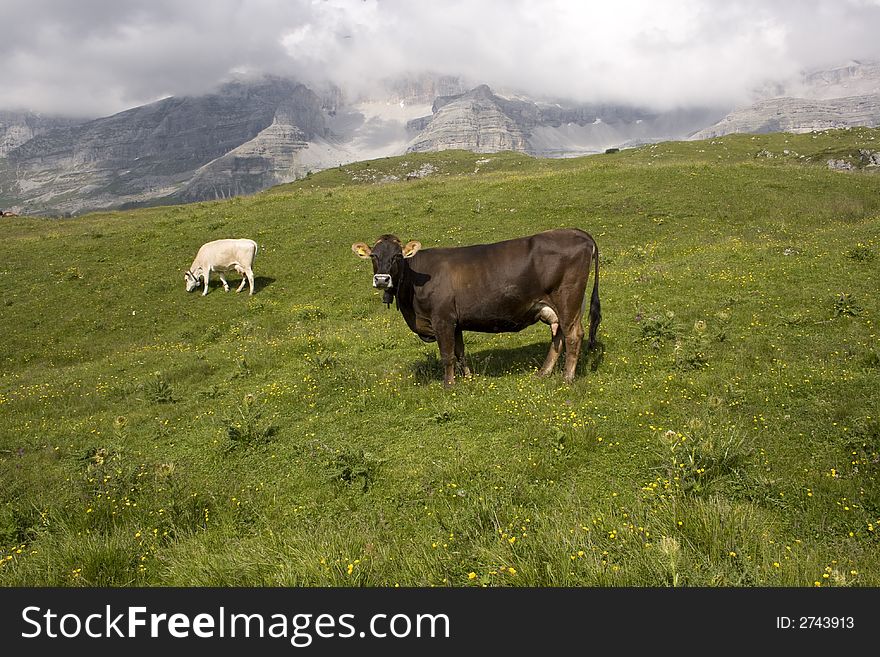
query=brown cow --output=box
[352,228,601,386]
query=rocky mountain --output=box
[690,95,880,139]
[692,60,880,139]
[406,84,724,157]
[375,74,467,106]
[0,75,452,215]
[0,74,726,216]
[0,111,83,157]
[795,60,880,100]
[4,61,880,215]
[1,78,332,213]
[407,85,530,154]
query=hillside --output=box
[693,61,880,139]
[5,61,880,217]
[1,129,879,586]
[691,95,880,139]
[0,78,332,215]
[0,110,84,157]
[0,76,721,217]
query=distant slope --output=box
[0,110,84,157]
[407,84,723,157]
[692,95,880,139]
[693,60,880,139]
[4,61,880,216]
[2,78,329,214]
[0,76,448,216]
[0,77,725,216]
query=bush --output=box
[655,423,753,496]
[223,395,277,450]
[637,310,681,347]
[832,293,863,317]
[138,373,175,404]
[314,445,383,493]
[845,243,875,262]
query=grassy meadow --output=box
[1,129,879,587]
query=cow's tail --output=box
[587,240,601,350]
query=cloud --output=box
[1,0,879,117]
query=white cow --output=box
[184,238,258,296]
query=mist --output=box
[2,0,880,117]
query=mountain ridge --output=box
[4,61,880,215]
[691,94,880,139]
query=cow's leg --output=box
[202,268,211,296]
[551,270,590,382]
[218,272,230,292]
[231,264,246,293]
[537,324,564,376]
[434,321,457,387]
[562,319,585,383]
[243,268,255,295]
[536,305,563,376]
[454,327,471,378]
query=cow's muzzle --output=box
[373,274,392,289]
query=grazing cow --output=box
[184,238,258,296]
[351,228,601,385]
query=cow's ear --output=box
[402,241,421,258]
[352,242,372,258]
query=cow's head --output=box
[352,235,421,301]
[184,269,200,292]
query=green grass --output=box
[1,129,879,587]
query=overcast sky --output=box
[2,0,880,117]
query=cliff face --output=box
[0,78,725,215]
[170,84,330,203]
[406,85,722,157]
[173,117,312,203]
[379,74,466,105]
[0,111,83,157]
[1,78,328,214]
[691,95,880,139]
[5,61,880,215]
[692,60,880,139]
[797,61,880,100]
[407,85,530,154]
[0,76,442,215]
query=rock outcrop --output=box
[691,94,880,139]
[0,111,83,158]
[407,85,530,154]
[691,60,880,139]
[169,85,329,203]
[796,60,880,100]
[1,78,328,213]
[5,61,880,215]
[407,85,722,157]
